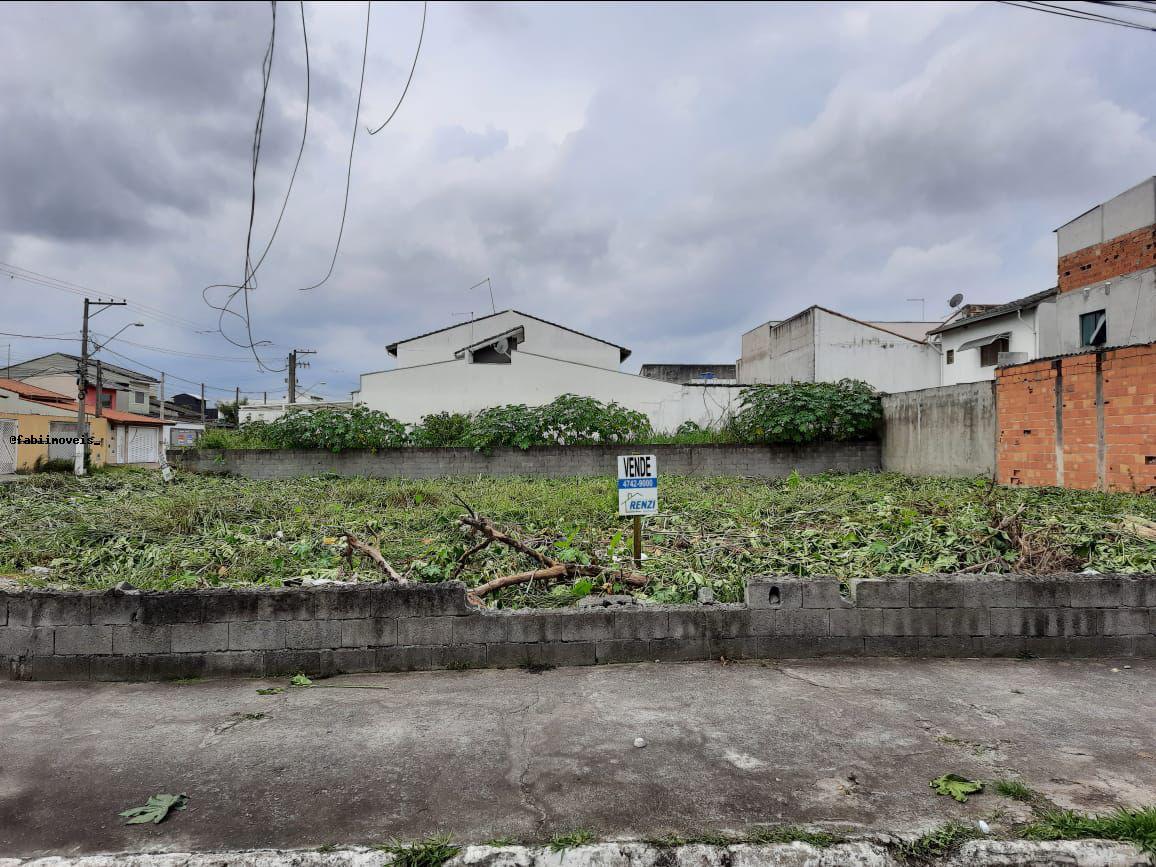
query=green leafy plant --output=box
[256,687,285,695]
[549,829,595,850]
[378,834,461,867]
[410,412,473,448]
[289,673,313,687]
[464,403,543,451]
[259,406,408,453]
[729,379,881,445]
[1022,807,1156,855]
[931,774,984,803]
[119,793,188,825]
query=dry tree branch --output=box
[456,512,649,603]
[343,532,407,583]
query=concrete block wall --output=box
[881,382,996,477]
[2,574,1153,681]
[167,442,881,481]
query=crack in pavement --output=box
[504,681,547,835]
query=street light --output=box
[91,322,144,354]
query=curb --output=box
[1,840,1151,866]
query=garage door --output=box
[125,425,159,464]
[0,418,16,474]
[49,422,78,462]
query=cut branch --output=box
[344,532,407,583]
[460,515,556,568]
[457,513,650,603]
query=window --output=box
[1080,310,1107,347]
[133,390,145,404]
[945,349,955,365]
[979,337,1009,367]
[100,393,112,408]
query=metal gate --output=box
[125,425,159,464]
[0,418,17,474]
[48,422,78,462]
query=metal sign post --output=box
[617,454,658,567]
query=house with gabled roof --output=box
[737,306,942,392]
[356,310,740,431]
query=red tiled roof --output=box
[21,396,173,425]
[0,377,73,402]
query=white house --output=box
[355,310,741,431]
[241,399,354,424]
[926,288,1055,386]
[737,306,941,391]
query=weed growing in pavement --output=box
[377,834,462,867]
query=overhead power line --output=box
[297,0,372,292]
[367,1,427,135]
[997,0,1156,31]
[0,261,220,335]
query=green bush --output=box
[463,404,543,451]
[260,406,408,452]
[197,425,272,449]
[729,379,881,445]
[410,412,472,447]
[536,394,652,445]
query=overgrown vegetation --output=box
[188,384,883,453]
[548,830,595,850]
[376,835,461,867]
[898,822,982,860]
[994,779,1036,802]
[1021,807,1156,855]
[3,470,1154,602]
[728,379,881,444]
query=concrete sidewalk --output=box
[1,658,1153,858]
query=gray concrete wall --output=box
[1057,176,1156,255]
[168,442,881,481]
[881,382,996,477]
[3,574,1153,681]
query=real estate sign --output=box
[617,454,658,516]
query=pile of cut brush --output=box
[343,495,648,606]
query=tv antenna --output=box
[466,277,497,314]
[907,297,926,320]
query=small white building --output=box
[737,306,941,392]
[240,399,354,424]
[355,310,741,431]
[926,289,1055,386]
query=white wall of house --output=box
[738,308,939,392]
[813,310,940,392]
[937,308,1040,386]
[357,350,740,431]
[393,312,623,370]
[240,400,355,424]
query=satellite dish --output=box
[948,293,964,309]
[495,337,510,355]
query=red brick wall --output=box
[997,343,1156,492]
[996,360,1059,488]
[1058,225,1156,293]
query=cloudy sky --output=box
[2,1,1154,402]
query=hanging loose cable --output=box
[297,1,372,292]
[366,0,427,135]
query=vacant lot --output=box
[2,469,1154,606]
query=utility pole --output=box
[200,383,206,426]
[287,349,316,404]
[159,373,165,422]
[234,386,240,427]
[75,298,126,476]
